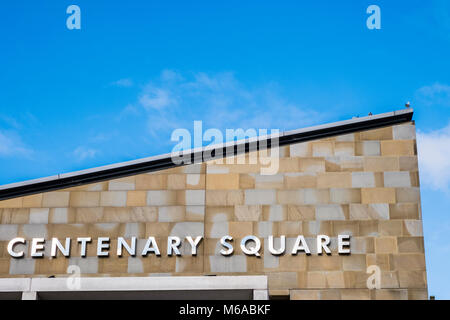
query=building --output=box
[0,108,427,300]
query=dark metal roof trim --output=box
[0,109,413,201]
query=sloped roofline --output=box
[0,108,413,200]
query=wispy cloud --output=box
[73,146,98,161]
[111,78,134,88]
[0,130,31,157]
[121,70,327,139]
[416,82,450,107]
[417,123,450,192]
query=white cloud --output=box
[125,70,326,139]
[0,131,31,157]
[112,78,133,87]
[73,146,98,161]
[417,123,450,191]
[416,82,450,107]
[139,87,175,110]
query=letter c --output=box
[8,237,26,258]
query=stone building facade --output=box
[0,109,427,299]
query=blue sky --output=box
[1,0,450,298]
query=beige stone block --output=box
[332,220,358,236]
[335,142,355,157]
[277,190,304,205]
[245,189,276,205]
[130,207,158,222]
[306,272,327,288]
[360,126,393,140]
[308,256,342,271]
[299,159,325,173]
[135,174,167,190]
[408,289,428,300]
[351,172,375,188]
[206,190,244,206]
[393,254,426,271]
[239,174,255,189]
[125,191,146,207]
[205,206,233,222]
[393,124,416,140]
[290,142,311,157]
[410,172,420,187]
[303,221,332,237]
[145,222,170,237]
[374,289,408,300]
[108,177,135,191]
[42,192,69,207]
[366,253,392,271]
[355,141,381,156]
[399,156,418,171]
[69,191,100,207]
[185,206,205,221]
[268,272,298,290]
[304,189,330,205]
[1,208,29,224]
[287,205,315,220]
[147,190,177,206]
[186,174,205,189]
[285,173,316,189]
[330,188,361,204]
[398,271,427,288]
[29,208,49,224]
[229,221,253,238]
[185,190,205,205]
[35,258,68,275]
[403,220,423,236]
[359,220,379,236]
[252,174,284,189]
[50,223,89,238]
[349,204,389,220]
[166,174,186,190]
[290,290,320,300]
[375,237,397,253]
[381,140,415,156]
[389,203,419,219]
[49,208,72,224]
[363,157,399,172]
[263,205,287,221]
[315,205,346,220]
[0,258,9,274]
[340,289,370,300]
[343,254,366,271]
[234,205,262,221]
[205,222,229,238]
[75,207,104,223]
[278,221,302,236]
[350,237,374,254]
[100,191,126,207]
[22,194,42,208]
[361,188,396,204]
[379,220,403,236]
[312,142,334,157]
[206,173,239,190]
[277,158,300,173]
[397,237,424,253]
[396,187,420,203]
[340,156,365,172]
[0,197,23,208]
[317,172,351,188]
[158,206,185,222]
[175,256,204,273]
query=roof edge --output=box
[0,108,413,200]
